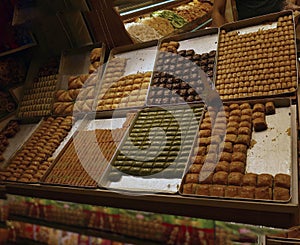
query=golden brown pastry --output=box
[257,173,273,187]
[57,90,73,102]
[182,183,194,194]
[209,185,225,197]
[252,112,265,120]
[235,134,251,146]
[255,187,272,200]
[90,48,102,63]
[188,164,202,173]
[225,185,240,198]
[215,161,230,172]
[68,76,84,89]
[273,187,290,201]
[239,186,255,199]
[253,118,268,132]
[265,101,276,115]
[242,173,257,186]
[232,152,247,163]
[228,172,243,186]
[253,103,265,113]
[233,144,248,154]
[199,172,213,184]
[195,184,210,196]
[274,173,291,189]
[213,171,228,185]
[219,152,232,162]
[230,161,245,173]
[185,173,199,184]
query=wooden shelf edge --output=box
[5,183,299,229]
[0,185,6,200]
[8,214,158,245]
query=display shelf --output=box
[8,214,159,245]
[5,183,299,229]
[0,186,6,200]
[7,238,47,245]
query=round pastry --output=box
[213,171,228,185]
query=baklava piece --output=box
[195,184,210,196]
[188,164,202,173]
[185,173,199,184]
[273,187,290,201]
[209,185,226,197]
[253,103,265,113]
[255,186,272,200]
[199,171,214,184]
[233,144,248,154]
[265,101,276,115]
[242,173,257,186]
[253,118,268,132]
[235,134,251,146]
[230,161,246,173]
[257,173,273,187]
[215,161,230,173]
[213,171,228,185]
[228,172,243,186]
[225,185,241,198]
[239,186,255,199]
[231,152,247,163]
[274,173,291,189]
[182,183,194,194]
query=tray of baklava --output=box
[17,57,60,122]
[0,120,40,170]
[215,11,298,101]
[147,27,218,107]
[40,113,136,188]
[0,116,76,184]
[53,43,105,117]
[95,40,158,118]
[179,98,297,203]
[99,104,205,194]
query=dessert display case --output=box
[1,0,300,244]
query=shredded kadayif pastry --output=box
[125,22,163,42]
[140,16,174,36]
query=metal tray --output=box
[53,43,105,117]
[1,116,79,184]
[41,115,130,188]
[215,11,298,101]
[179,98,297,204]
[58,42,105,83]
[17,57,59,123]
[1,120,42,169]
[95,40,158,118]
[146,27,219,107]
[99,104,205,194]
[266,226,300,244]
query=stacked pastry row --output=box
[0,120,20,163]
[53,48,102,115]
[108,106,203,181]
[18,58,60,118]
[173,1,212,22]
[216,14,297,100]
[96,57,127,111]
[148,40,215,105]
[0,116,73,183]
[181,102,291,201]
[43,113,135,187]
[97,71,151,111]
